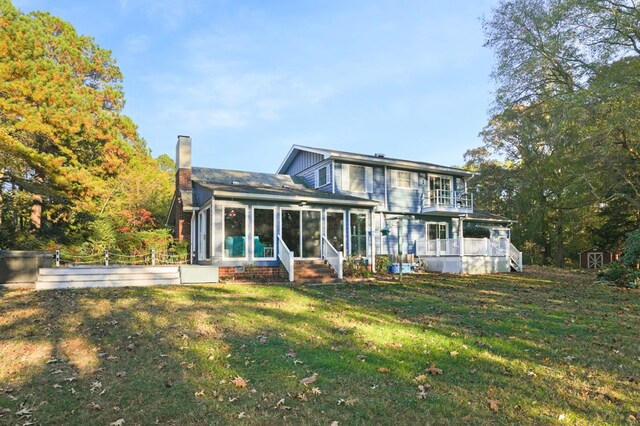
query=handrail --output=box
[277,236,295,282]
[321,236,343,280]
[423,190,473,210]
[509,242,523,271]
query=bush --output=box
[375,256,392,274]
[343,256,372,278]
[463,224,490,238]
[599,261,627,283]
[621,229,640,268]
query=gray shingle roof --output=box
[277,145,474,176]
[192,167,378,206]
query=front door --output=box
[281,209,321,258]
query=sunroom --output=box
[190,177,378,280]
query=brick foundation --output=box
[218,265,289,281]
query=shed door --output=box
[587,252,603,269]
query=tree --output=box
[471,0,640,265]
[0,1,173,251]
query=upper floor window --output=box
[393,170,414,189]
[342,164,373,193]
[315,166,330,188]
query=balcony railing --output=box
[422,190,473,212]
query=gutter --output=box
[212,190,379,207]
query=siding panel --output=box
[285,151,325,175]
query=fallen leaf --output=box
[231,376,248,388]
[378,367,390,374]
[417,384,431,399]
[414,374,428,382]
[127,343,135,351]
[487,399,500,412]
[286,350,297,358]
[194,390,205,397]
[275,398,291,410]
[311,387,321,395]
[109,419,125,426]
[450,351,459,357]
[89,402,101,410]
[356,354,366,362]
[238,412,246,418]
[330,422,339,426]
[115,371,127,378]
[426,364,443,375]
[300,373,317,386]
[259,336,268,344]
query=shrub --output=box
[621,229,640,268]
[343,256,372,278]
[599,261,627,283]
[375,256,392,274]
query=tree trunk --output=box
[554,217,565,267]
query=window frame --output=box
[252,207,276,260]
[222,204,248,260]
[315,165,331,188]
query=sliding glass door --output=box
[281,209,321,258]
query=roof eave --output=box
[213,190,378,207]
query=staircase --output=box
[509,242,523,272]
[35,266,181,290]
[294,260,340,284]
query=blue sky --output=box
[15,0,500,173]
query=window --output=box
[349,165,366,192]
[199,208,211,260]
[326,212,345,253]
[350,213,367,256]
[427,222,448,240]
[428,175,452,206]
[253,208,274,258]
[316,166,330,188]
[395,170,412,188]
[224,207,246,257]
[341,164,373,193]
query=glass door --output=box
[326,212,345,254]
[429,175,452,207]
[350,213,367,256]
[302,211,321,258]
[281,209,322,258]
[282,210,300,257]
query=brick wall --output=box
[218,265,289,281]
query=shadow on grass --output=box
[0,268,638,425]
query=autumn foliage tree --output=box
[0,0,173,253]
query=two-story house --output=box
[168,136,522,282]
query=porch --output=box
[416,237,523,273]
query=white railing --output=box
[422,190,473,210]
[417,238,512,257]
[321,237,343,280]
[277,236,295,282]
[509,242,523,271]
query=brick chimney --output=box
[176,135,192,190]
[174,135,192,242]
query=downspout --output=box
[384,166,388,211]
[210,196,215,265]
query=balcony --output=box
[421,190,473,213]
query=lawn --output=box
[1,267,638,425]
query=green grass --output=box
[1,267,638,425]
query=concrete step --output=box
[40,266,179,275]
[36,279,180,290]
[38,272,180,282]
[36,267,181,290]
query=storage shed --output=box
[579,247,620,269]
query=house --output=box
[168,136,523,281]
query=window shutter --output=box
[391,170,398,187]
[341,164,350,192]
[365,167,373,193]
[314,169,319,188]
[411,172,419,189]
